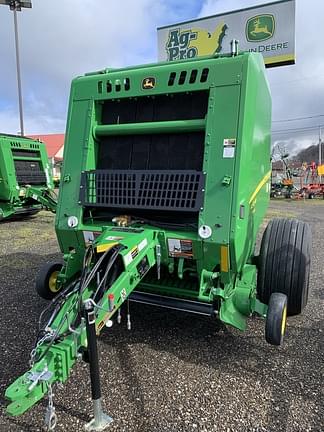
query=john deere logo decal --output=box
[142,77,155,89]
[246,14,275,42]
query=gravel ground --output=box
[0,200,323,432]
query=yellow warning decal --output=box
[96,242,118,253]
[220,245,229,273]
[96,320,105,334]
[96,312,111,335]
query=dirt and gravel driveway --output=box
[0,200,323,432]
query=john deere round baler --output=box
[5,51,311,430]
[0,133,56,220]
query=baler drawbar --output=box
[6,228,157,424]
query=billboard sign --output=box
[0,1,32,10]
[157,0,295,68]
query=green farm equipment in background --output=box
[0,133,57,220]
[5,49,311,430]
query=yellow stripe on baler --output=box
[249,170,271,205]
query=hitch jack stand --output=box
[84,301,113,431]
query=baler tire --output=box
[35,262,63,300]
[265,292,287,346]
[257,218,311,316]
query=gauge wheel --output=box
[265,292,287,345]
[35,262,63,300]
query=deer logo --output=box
[142,77,155,89]
[246,14,275,42]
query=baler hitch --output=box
[5,229,158,429]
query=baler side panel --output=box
[55,94,95,255]
[230,55,271,272]
[38,143,54,190]
[0,140,11,201]
[0,138,19,202]
[199,83,241,273]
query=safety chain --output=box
[29,332,54,367]
[44,382,57,431]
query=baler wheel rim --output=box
[265,292,288,346]
[35,262,63,300]
[281,304,287,336]
[48,271,60,293]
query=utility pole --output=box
[0,1,32,136]
[319,126,322,183]
[13,6,24,135]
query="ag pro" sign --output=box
[158,0,295,68]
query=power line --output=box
[273,114,324,123]
[270,74,324,87]
[272,125,324,135]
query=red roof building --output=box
[28,134,65,160]
[28,134,65,178]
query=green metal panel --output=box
[199,83,241,274]
[229,54,271,273]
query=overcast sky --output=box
[0,0,323,156]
